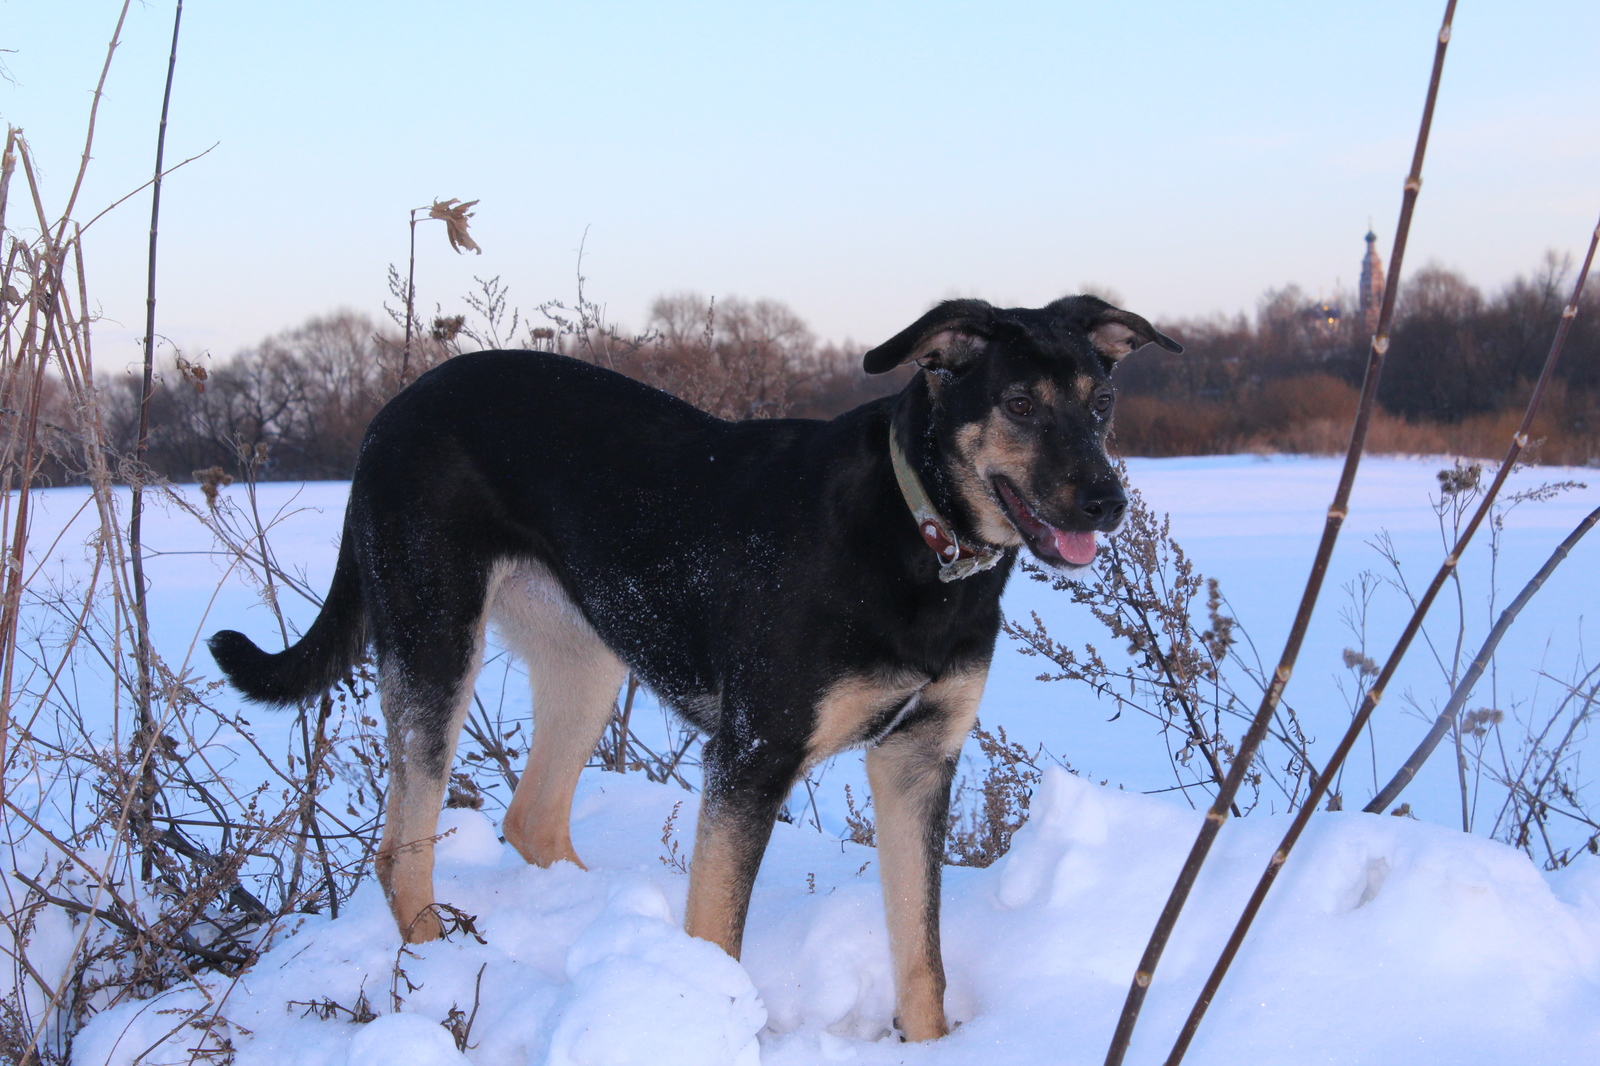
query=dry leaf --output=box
[175,356,209,393]
[429,198,481,255]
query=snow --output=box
[69,770,1600,1064]
[348,1015,471,1066]
[16,454,1600,1063]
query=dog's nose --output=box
[1078,484,1127,528]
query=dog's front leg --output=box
[866,666,986,1041]
[684,727,802,959]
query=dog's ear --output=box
[862,299,996,375]
[1049,295,1183,362]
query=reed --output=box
[130,0,184,883]
[1102,4,1460,1062]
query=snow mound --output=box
[72,771,1600,1065]
[545,878,764,1066]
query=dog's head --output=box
[864,295,1180,571]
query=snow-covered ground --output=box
[73,769,1600,1065]
[22,455,1600,1063]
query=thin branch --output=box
[12,872,136,935]
[1366,503,1600,813]
[77,143,217,236]
[54,1,133,235]
[1103,6,1461,1061]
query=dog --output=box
[208,294,1179,1041]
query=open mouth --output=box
[993,477,1097,568]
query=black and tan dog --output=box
[208,295,1178,1040]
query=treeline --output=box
[1116,256,1600,464]
[98,291,904,482]
[95,257,1600,483]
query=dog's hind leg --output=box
[866,664,987,1042]
[371,560,495,944]
[493,562,627,869]
[374,648,489,943]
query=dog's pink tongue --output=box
[1052,528,1097,566]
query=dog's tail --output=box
[207,526,368,706]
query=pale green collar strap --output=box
[889,428,1005,582]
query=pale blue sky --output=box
[3,1,1597,375]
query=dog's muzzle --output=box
[993,477,1120,569]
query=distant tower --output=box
[1359,229,1386,337]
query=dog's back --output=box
[348,350,930,714]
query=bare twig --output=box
[1102,6,1460,1062]
[403,211,419,381]
[53,2,133,237]
[611,673,639,772]
[78,142,217,236]
[12,872,137,935]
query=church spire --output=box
[1359,228,1386,338]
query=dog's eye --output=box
[1005,396,1033,418]
[1093,389,1114,414]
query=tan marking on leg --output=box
[867,665,988,1041]
[381,758,456,943]
[684,805,747,958]
[491,561,627,868]
[376,704,473,941]
[805,668,926,765]
[380,768,445,943]
[917,666,985,752]
[377,619,491,942]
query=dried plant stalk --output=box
[1163,203,1600,1066]
[0,128,151,1065]
[130,0,184,881]
[401,197,481,382]
[1101,5,1460,1063]
[0,12,412,1057]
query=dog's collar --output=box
[888,429,1005,583]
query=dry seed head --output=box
[192,465,233,508]
[1341,648,1380,677]
[1436,461,1482,497]
[446,771,485,809]
[431,314,465,342]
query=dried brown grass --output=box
[1115,374,1599,466]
